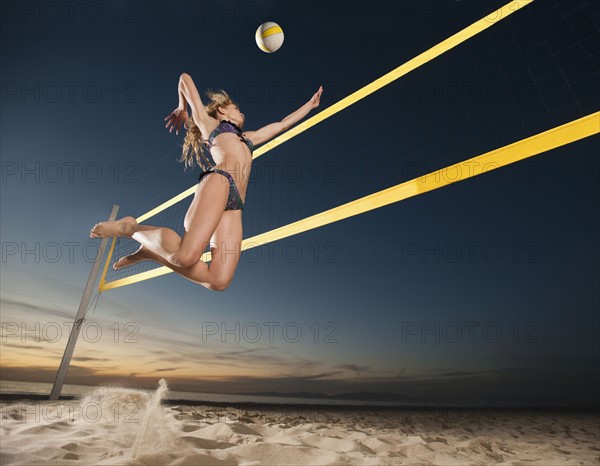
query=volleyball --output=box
[255,21,284,53]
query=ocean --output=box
[0,380,411,407]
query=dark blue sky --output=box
[1,0,599,406]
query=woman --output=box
[90,73,323,291]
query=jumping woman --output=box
[90,73,323,291]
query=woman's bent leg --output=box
[120,244,225,291]
[205,210,243,290]
[96,172,229,269]
[115,210,242,291]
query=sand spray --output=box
[129,378,169,460]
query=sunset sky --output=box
[1,0,599,405]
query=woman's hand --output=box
[164,106,188,135]
[308,85,323,109]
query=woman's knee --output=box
[171,250,202,268]
[208,283,229,292]
[208,275,231,292]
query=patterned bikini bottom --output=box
[198,168,244,211]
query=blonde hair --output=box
[179,89,236,172]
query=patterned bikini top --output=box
[205,120,254,154]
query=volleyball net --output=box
[96,0,600,292]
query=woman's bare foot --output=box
[113,245,154,270]
[90,216,137,239]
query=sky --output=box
[1,0,599,406]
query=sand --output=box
[0,387,598,465]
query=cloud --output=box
[1,297,75,320]
[151,346,328,372]
[71,356,112,362]
[0,342,55,352]
[295,371,342,380]
[337,364,371,373]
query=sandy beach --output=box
[1,387,598,465]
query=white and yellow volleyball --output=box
[255,21,284,53]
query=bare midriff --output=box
[208,134,253,204]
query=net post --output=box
[49,204,120,400]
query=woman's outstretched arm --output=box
[244,85,323,146]
[178,73,212,123]
[165,73,215,136]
